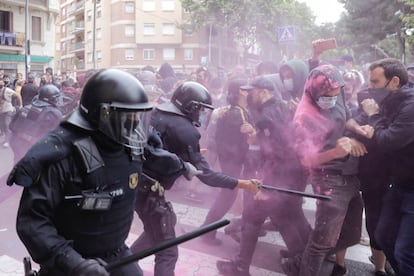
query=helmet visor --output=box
[99,106,149,154]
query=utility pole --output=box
[25,0,31,79]
[92,0,97,69]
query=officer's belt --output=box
[140,173,165,196]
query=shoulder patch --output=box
[73,136,105,173]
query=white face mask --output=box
[283,78,294,91]
[316,96,338,109]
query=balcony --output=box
[73,0,86,16]
[0,32,25,53]
[72,22,85,35]
[71,42,85,52]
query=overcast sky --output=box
[298,0,345,25]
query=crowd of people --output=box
[2,40,414,276]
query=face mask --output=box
[367,79,391,104]
[368,88,389,104]
[316,96,338,110]
[283,79,294,91]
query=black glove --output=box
[70,259,109,276]
[147,126,163,148]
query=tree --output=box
[338,0,407,63]
[180,0,318,67]
[400,0,414,62]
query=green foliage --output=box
[401,0,414,61]
[338,0,411,63]
[180,0,414,65]
[180,0,319,63]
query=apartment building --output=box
[59,0,240,77]
[0,0,59,78]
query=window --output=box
[183,24,193,36]
[162,23,175,35]
[125,25,135,37]
[32,16,42,41]
[96,50,102,61]
[184,49,193,61]
[125,2,134,13]
[96,7,102,18]
[125,49,134,61]
[143,49,155,61]
[87,10,92,21]
[0,10,13,32]
[143,0,155,12]
[87,31,92,40]
[163,48,175,61]
[96,28,102,39]
[87,52,92,63]
[162,0,175,11]
[143,23,155,35]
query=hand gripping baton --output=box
[104,219,230,271]
[259,184,331,201]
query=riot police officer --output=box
[130,81,260,276]
[14,69,155,276]
[9,84,63,164]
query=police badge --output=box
[129,172,139,189]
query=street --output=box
[0,146,376,276]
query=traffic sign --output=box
[278,26,295,44]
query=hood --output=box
[280,59,309,99]
[304,64,344,101]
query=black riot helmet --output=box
[66,69,153,153]
[34,84,61,107]
[170,81,214,126]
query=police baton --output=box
[259,184,331,201]
[104,219,230,271]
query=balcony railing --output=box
[71,42,85,51]
[0,32,25,47]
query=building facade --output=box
[0,0,59,78]
[59,0,241,77]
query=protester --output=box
[20,74,39,106]
[283,64,368,276]
[0,79,22,148]
[217,76,311,276]
[200,77,255,245]
[360,58,414,275]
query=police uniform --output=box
[12,69,156,276]
[9,95,62,163]
[16,123,143,275]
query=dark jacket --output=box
[15,124,142,274]
[150,108,238,189]
[215,105,250,167]
[255,97,305,190]
[369,87,414,189]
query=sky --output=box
[298,0,345,25]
